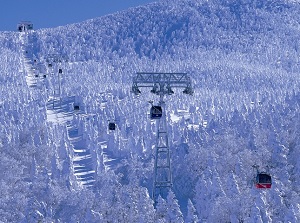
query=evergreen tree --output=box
[166,190,184,223]
[185,199,199,223]
[155,195,168,222]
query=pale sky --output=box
[0,0,157,31]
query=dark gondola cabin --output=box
[255,173,272,189]
[150,106,162,119]
[108,122,116,131]
[74,105,80,111]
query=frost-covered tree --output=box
[155,195,168,222]
[185,199,199,223]
[166,190,184,223]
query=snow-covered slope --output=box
[1,0,300,222]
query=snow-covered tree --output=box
[185,199,199,223]
[166,190,184,223]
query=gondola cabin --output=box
[150,106,162,119]
[108,122,116,131]
[74,105,80,111]
[255,173,272,189]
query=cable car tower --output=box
[45,54,68,108]
[131,72,193,204]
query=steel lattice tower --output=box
[131,72,193,204]
[45,54,68,108]
[153,96,172,201]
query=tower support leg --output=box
[152,99,172,205]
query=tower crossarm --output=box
[45,54,68,64]
[133,72,190,86]
[132,72,193,95]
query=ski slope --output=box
[21,32,126,188]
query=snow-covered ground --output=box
[1,0,300,222]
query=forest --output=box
[0,0,300,222]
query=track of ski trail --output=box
[20,31,95,188]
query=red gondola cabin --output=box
[255,173,272,189]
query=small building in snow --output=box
[17,21,33,32]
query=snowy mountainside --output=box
[1,0,300,222]
[31,0,300,69]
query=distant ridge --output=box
[31,0,300,73]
